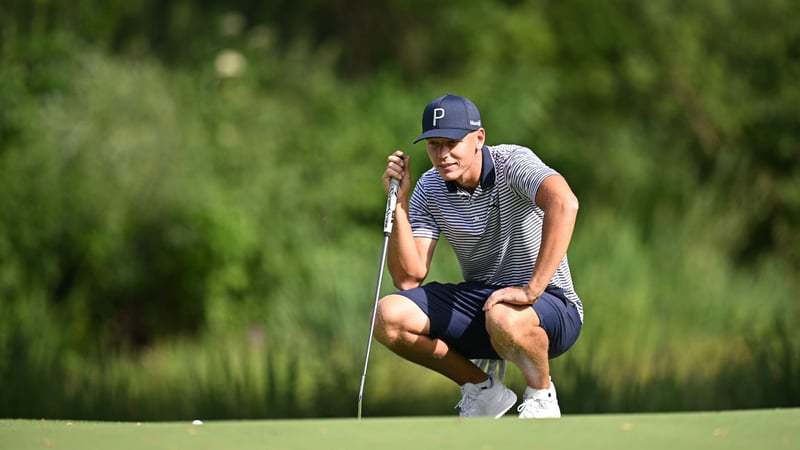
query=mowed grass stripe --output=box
[2,408,797,450]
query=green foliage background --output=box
[0,0,798,419]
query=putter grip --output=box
[383,178,400,236]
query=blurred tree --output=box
[1,0,797,348]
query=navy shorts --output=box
[397,281,582,360]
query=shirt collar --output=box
[446,145,496,193]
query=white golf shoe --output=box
[455,376,517,418]
[517,379,561,419]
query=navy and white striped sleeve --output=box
[408,174,440,240]
[505,147,559,203]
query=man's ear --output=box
[475,128,486,149]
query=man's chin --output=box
[437,169,460,181]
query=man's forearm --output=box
[527,195,578,300]
[387,204,428,289]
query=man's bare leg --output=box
[485,303,551,389]
[372,294,487,385]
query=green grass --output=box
[2,409,797,450]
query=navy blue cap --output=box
[414,94,482,144]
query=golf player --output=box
[375,94,583,418]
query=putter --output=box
[357,177,400,419]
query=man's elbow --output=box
[567,194,579,216]
[538,176,579,218]
[392,274,425,291]
[552,192,579,218]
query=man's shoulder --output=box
[488,143,535,156]
[487,144,544,172]
[418,167,442,183]
[415,168,446,193]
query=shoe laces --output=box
[455,386,482,415]
[517,395,551,415]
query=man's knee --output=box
[486,303,536,330]
[485,303,546,346]
[373,294,424,344]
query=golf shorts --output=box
[396,281,582,360]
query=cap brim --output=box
[413,128,471,144]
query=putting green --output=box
[2,408,797,450]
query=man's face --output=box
[425,129,485,189]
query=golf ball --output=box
[192,419,203,425]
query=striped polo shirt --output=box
[409,144,584,322]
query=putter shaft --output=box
[358,178,399,419]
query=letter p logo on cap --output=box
[432,108,445,127]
